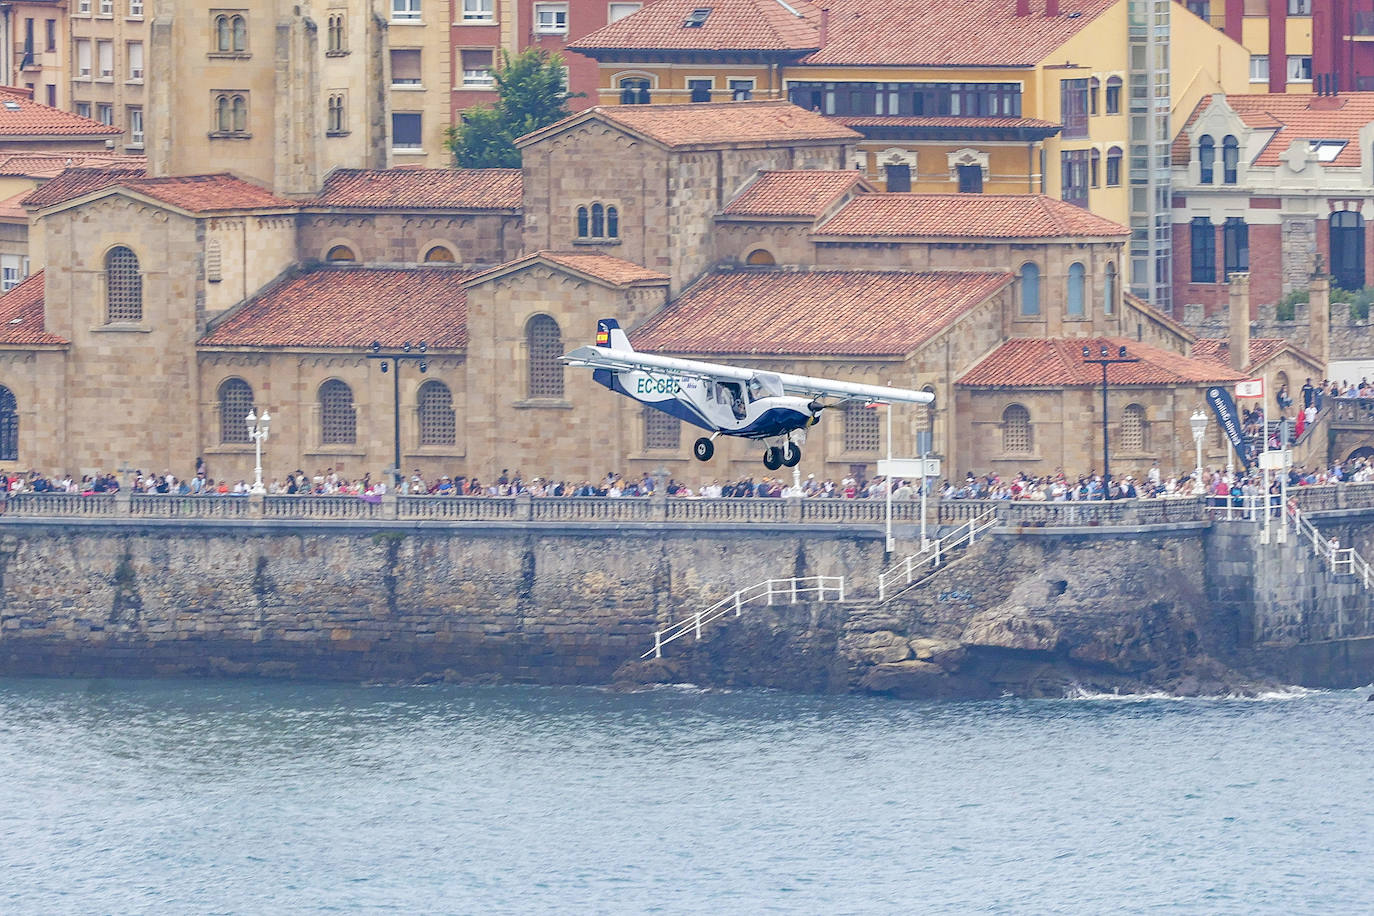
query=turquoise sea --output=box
[0,678,1370,914]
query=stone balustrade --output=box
[1330,398,1374,426]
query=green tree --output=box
[447,49,578,168]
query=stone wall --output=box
[1183,300,1374,362]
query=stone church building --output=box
[0,101,1302,486]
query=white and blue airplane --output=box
[562,318,935,470]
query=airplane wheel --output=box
[693,437,715,462]
[763,447,783,471]
[782,443,801,467]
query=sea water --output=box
[0,678,1371,914]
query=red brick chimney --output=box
[1016,0,1031,15]
[820,7,830,43]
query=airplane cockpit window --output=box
[751,372,783,398]
[721,382,746,419]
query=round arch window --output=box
[326,245,357,262]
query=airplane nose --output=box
[808,399,825,414]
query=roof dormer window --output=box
[683,7,710,27]
[1308,140,1346,162]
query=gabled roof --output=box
[1192,337,1297,369]
[721,170,871,219]
[24,171,293,214]
[835,116,1061,131]
[200,267,474,349]
[517,102,859,150]
[315,168,522,210]
[814,193,1129,240]
[1172,92,1374,168]
[0,272,66,346]
[631,269,1013,356]
[957,337,1248,388]
[568,0,820,55]
[569,0,1114,68]
[0,152,145,179]
[465,251,670,289]
[1123,292,1196,345]
[0,87,123,138]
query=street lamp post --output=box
[246,409,271,495]
[1081,344,1140,500]
[1190,409,1207,496]
[367,340,428,489]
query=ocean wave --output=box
[1058,683,1330,702]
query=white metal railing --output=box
[642,575,845,659]
[876,508,997,602]
[1285,501,1374,590]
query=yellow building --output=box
[1178,1,1314,94]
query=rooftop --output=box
[814,193,1130,240]
[957,337,1249,388]
[25,171,292,213]
[1192,337,1292,368]
[468,251,670,288]
[568,0,820,55]
[631,269,1014,356]
[0,152,145,179]
[0,272,66,346]
[0,87,123,138]
[721,170,871,219]
[1173,92,1374,169]
[518,101,859,149]
[315,168,522,210]
[200,267,475,349]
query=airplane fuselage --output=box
[595,367,815,440]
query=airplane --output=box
[562,318,935,470]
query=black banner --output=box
[1207,385,1254,469]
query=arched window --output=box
[215,14,231,51]
[1121,403,1146,452]
[1198,135,1215,183]
[643,406,680,450]
[423,245,455,263]
[606,205,619,238]
[576,206,589,237]
[1019,262,1040,316]
[1331,210,1366,291]
[1106,145,1122,186]
[231,15,247,51]
[1222,135,1239,184]
[1002,405,1031,454]
[0,385,17,461]
[327,14,346,52]
[326,245,356,262]
[216,94,232,132]
[1190,217,1215,283]
[217,378,254,444]
[591,203,605,238]
[1105,76,1122,114]
[319,379,356,444]
[105,245,142,322]
[619,77,651,104]
[327,94,345,132]
[1089,76,1100,116]
[1067,262,1086,317]
[1223,217,1249,275]
[417,380,455,446]
[231,94,247,132]
[526,315,563,398]
[1103,262,1117,315]
[745,249,776,266]
[1090,148,1101,187]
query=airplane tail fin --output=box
[595,318,633,351]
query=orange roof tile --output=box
[315,168,522,210]
[0,272,66,346]
[0,87,122,137]
[957,338,1249,388]
[631,269,1013,356]
[836,116,1061,131]
[815,193,1129,240]
[200,267,475,349]
[1191,337,1290,368]
[0,190,29,220]
[1122,291,1195,344]
[1173,93,1374,168]
[568,0,820,54]
[519,102,859,149]
[571,0,1113,68]
[721,170,870,218]
[24,171,292,213]
[465,251,669,288]
[0,152,145,179]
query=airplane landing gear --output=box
[763,446,784,470]
[693,437,715,461]
[782,442,801,467]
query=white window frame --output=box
[97,39,113,79]
[608,2,641,22]
[462,0,494,22]
[128,0,143,17]
[389,48,423,87]
[127,107,144,146]
[461,50,494,87]
[75,101,91,118]
[99,0,113,15]
[95,102,113,125]
[729,78,755,101]
[392,0,421,22]
[77,0,91,14]
[1287,54,1312,82]
[75,40,92,79]
[1249,54,1268,83]
[127,41,143,81]
[534,2,568,34]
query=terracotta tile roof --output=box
[631,269,1013,356]
[1172,93,1374,168]
[0,272,66,346]
[200,267,474,349]
[1191,337,1290,368]
[0,87,123,137]
[836,116,1061,130]
[520,102,859,149]
[1122,291,1195,344]
[568,0,820,54]
[815,193,1130,239]
[465,251,669,289]
[315,168,522,210]
[0,152,145,179]
[571,0,1113,67]
[957,337,1249,388]
[721,170,870,218]
[0,190,29,220]
[24,171,292,213]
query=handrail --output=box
[642,575,845,659]
[876,507,996,602]
[1284,501,1374,590]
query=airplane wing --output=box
[562,345,933,406]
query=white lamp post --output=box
[246,408,271,495]
[1190,409,1207,496]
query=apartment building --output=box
[3,0,67,110]
[68,0,148,154]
